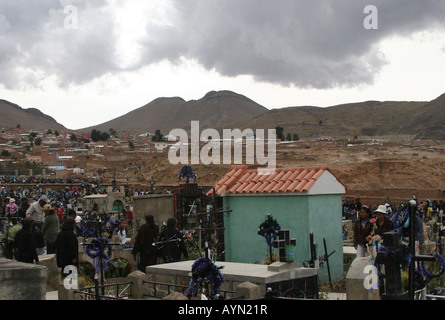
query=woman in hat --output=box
[374,205,394,237]
[42,204,60,254]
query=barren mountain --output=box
[0,99,68,132]
[2,91,445,141]
[233,98,439,140]
[78,90,269,135]
[409,93,445,140]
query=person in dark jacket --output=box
[55,217,78,275]
[132,214,159,271]
[374,205,394,236]
[14,217,39,264]
[160,218,188,263]
[353,205,373,257]
[18,197,31,219]
[32,224,45,256]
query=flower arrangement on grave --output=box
[262,252,280,265]
[75,224,96,238]
[76,262,96,288]
[106,258,132,278]
[179,165,197,183]
[258,213,281,265]
[85,237,112,273]
[184,257,225,300]
[258,213,281,247]
[106,218,121,238]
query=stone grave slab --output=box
[146,260,318,299]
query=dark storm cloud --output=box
[0,0,119,89]
[1,0,445,90]
[140,0,445,89]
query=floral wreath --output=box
[258,213,281,247]
[75,224,96,238]
[178,165,197,183]
[107,218,121,237]
[84,237,112,272]
[184,257,225,299]
[374,244,445,291]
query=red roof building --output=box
[210,165,346,196]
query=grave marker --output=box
[273,229,296,262]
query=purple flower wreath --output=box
[84,237,112,273]
[184,257,225,299]
[258,213,281,247]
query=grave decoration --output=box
[106,217,121,239]
[374,220,445,298]
[85,237,113,273]
[184,257,225,300]
[106,258,132,278]
[75,224,96,238]
[258,213,281,264]
[273,229,297,263]
[179,165,197,183]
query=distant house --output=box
[209,165,346,283]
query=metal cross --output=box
[273,229,296,262]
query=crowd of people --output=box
[345,197,445,258]
[1,187,189,275]
[0,176,102,185]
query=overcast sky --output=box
[1,0,445,130]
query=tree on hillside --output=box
[91,129,110,142]
[34,137,42,146]
[293,134,299,141]
[1,150,10,157]
[152,129,163,142]
[275,126,285,141]
[109,128,117,137]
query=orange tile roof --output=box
[209,165,346,196]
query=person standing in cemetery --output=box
[42,204,60,254]
[55,217,79,275]
[1,197,9,217]
[117,218,133,249]
[160,218,188,263]
[18,197,31,219]
[5,198,18,217]
[26,195,48,230]
[374,205,394,236]
[402,208,424,256]
[32,222,45,256]
[14,217,40,264]
[132,214,159,271]
[122,205,134,227]
[353,205,373,257]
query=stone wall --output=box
[0,258,48,300]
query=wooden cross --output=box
[273,229,296,262]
